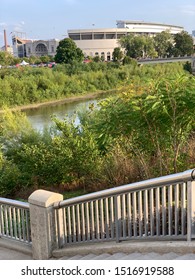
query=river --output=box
[25,96,105,131]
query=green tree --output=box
[173,31,194,56]
[144,36,157,58]
[120,35,156,58]
[0,51,14,66]
[154,31,173,57]
[55,38,84,64]
[86,75,195,176]
[112,47,123,62]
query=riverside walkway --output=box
[1,238,195,260]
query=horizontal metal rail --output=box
[54,169,195,248]
[55,169,195,208]
[0,198,29,209]
[0,198,31,244]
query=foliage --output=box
[119,31,194,59]
[173,31,194,56]
[0,51,14,66]
[0,153,20,196]
[120,34,157,58]
[85,74,195,176]
[154,31,173,57]
[0,61,187,109]
[112,47,124,62]
[55,38,84,64]
[0,64,194,198]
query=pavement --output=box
[0,238,33,260]
[1,237,195,260]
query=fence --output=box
[54,169,195,248]
[0,197,31,244]
[0,168,195,259]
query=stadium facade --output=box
[12,21,184,59]
[68,21,183,60]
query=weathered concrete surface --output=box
[28,189,63,260]
[1,238,195,260]
[52,239,195,259]
[0,238,33,260]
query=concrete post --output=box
[187,181,195,241]
[28,189,63,259]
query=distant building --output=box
[12,34,59,58]
[1,45,13,55]
[68,20,184,60]
[11,20,184,59]
[12,36,32,57]
[25,39,60,57]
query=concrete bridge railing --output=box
[0,168,195,259]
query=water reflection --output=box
[26,98,100,132]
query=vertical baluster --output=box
[76,204,81,243]
[122,194,126,239]
[8,207,13,238]
[21,209,26,241]
[72,205,76,243]
[0,205,4,235]
[162,186,166,236]
[85,202,90,241]
[63,207,67,244]
[175,184,179,235]
[133,192,137,237]
[138,191,143,237]
[81,203,85,241]
[95,200,100,240]
[17,208,21,240]
[156,188,160,236]
[168,185,173,236]
[67,207,72,243]
[4,205,9,236]
[105,198,109,240]
[181,183,187,236]
[144,190,148,236]
[127,193,132,237]
[12,207,17,239]
[25,210,30,243]
[114,195,121,242]
[90,201,95,241]
[150,189,154,236]
[55,208,60,247]
[110,197,115,240]
[100,199,104,239]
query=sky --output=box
[0,0,195,47]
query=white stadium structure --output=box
[12,20,184,59]
[68,21,184,60]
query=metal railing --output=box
[0,198,31,244]
[54,169,195,248]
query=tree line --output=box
[54,31,194,64]
[0,63,194,198]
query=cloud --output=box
[0,22,7,27]
[181,5,195,15]
[11,21,25,32]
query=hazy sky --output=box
[0,0,195,46]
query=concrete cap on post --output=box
[28,189,63,260]
[29,189,63,208]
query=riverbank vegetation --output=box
[0,63,194,199]
[0,61,188,110]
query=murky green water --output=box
[25,96,105,131]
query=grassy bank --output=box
[0,62,194,199]
[0,61,186,109]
